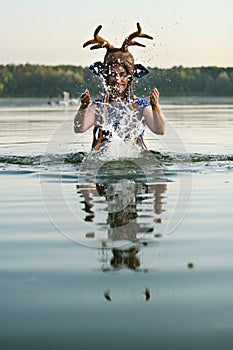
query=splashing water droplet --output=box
[90,102,145,161]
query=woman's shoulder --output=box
[135,97,150,107]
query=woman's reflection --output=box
[76,160,167,270]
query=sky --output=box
[1,0,233,68]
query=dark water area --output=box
[0,98,233,349]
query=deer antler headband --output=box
[83,23,153,78]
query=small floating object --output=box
[187,262,194,269]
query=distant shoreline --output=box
[1,64,233,98]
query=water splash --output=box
[1,152,233,167]
[100,102,144,137]
[92,101,145,161]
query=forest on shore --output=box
[0,64,233,98]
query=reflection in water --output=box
[111,246,140,271]
[103,290,112,302]
[76,159,167,271]
[145,287,151,301]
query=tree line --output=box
[0,64,233,98]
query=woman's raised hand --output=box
[80,89,91,108]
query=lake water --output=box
[0,97,233,350]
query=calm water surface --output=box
[0,97,233,350]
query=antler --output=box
[122,23,153,50]
[83,25,114,50]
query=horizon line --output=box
[1,62,233,69]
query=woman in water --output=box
[74,23,165,151]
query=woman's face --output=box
[106,65,130,97]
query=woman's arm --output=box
[142,87,165,135]
[74,89,96,133]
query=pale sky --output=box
[1,0,233,68]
